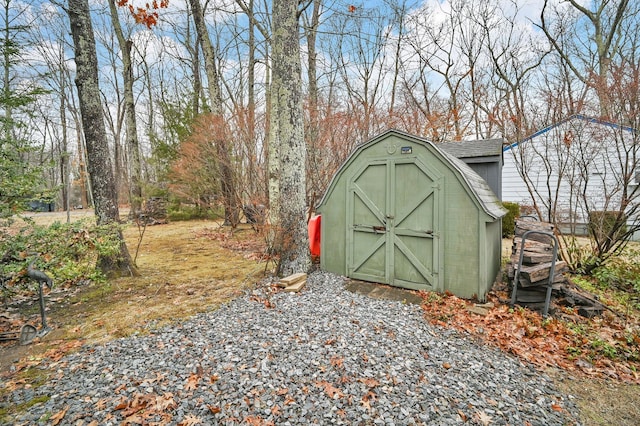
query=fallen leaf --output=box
[330,356,344,369]
[271,404,282,416]
[114,397,129,410]
[244,415,275,426]
[95,398,108,410]
[208,405,221,414]
[50,406,68,425]
[314,380,344,399]
[359,377,380,388]
[551,403,563,412]
[154,392,177,411]
[361,397,371,410]
[475,410,493,425]
[361,390,377,411]
[442,362,452,369]
[178,413,202,426]
[185,372,200,391]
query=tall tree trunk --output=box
[67,0,137,277]
[271,0,311,276]
[305,0,320,118]
[72,113,90,209]
[247,0,257,197]
[58,56,71,223]
[188,0,239,226]
[1,0,13,144]
[108,0,143,215]
[303,0,321,198]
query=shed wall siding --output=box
[319,172,348,275]
[442,181,482,298]
[484,220,502,298]
[467,161,502,200]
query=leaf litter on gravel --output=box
[419,289,640,383]
[419,287,640,425]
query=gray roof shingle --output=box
[438,139,503,159]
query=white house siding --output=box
[502,116,639,239]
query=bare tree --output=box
[108,0,143,215]
[223,0,268,205]
[67,0,137,276]
[188,0,239,226]
[478,1,547,141]
[539,0,636,117]
[330,6,390,141]
[405,1,474,140]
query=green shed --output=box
[317,129,507,301]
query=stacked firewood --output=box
[508,220,567,308]
[141,197,168,224]
[507,219,605,317]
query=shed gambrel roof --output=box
[318,129,507,219]
[438,139,503,159]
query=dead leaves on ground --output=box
[185,372,200,391]
[194,227,269,260]
[419,290,640,383]
[49,405,68,425]
[1,339,83,394]
[314,379,345,399]
[245,415,275,426]
[474,410,493,425]
[43,339,84,363]
[114,392,177,424]
[178,413,203,426]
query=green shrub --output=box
[592,247,640,291]
[0,219,122,291]
[167,204,222,221]
[502,202,520,237]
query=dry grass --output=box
[60,220,267,344]
[551,373,640,426]
[1,214,268,373]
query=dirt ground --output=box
[1,210,639,425]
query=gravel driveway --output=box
[6,271,579,425]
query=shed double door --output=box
[346,157,442,290]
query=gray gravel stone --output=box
[5,271,580,425]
